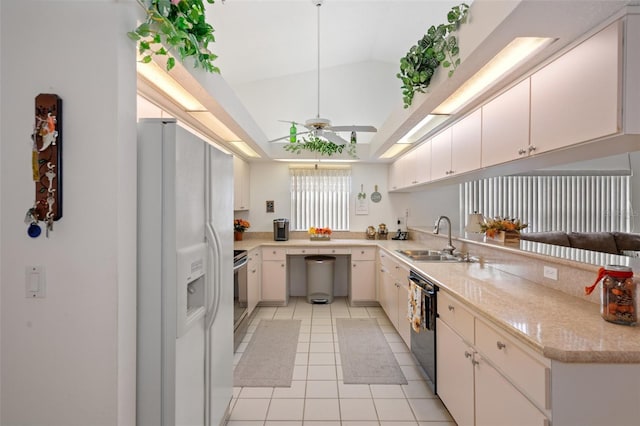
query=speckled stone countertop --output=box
[235,238,640,363]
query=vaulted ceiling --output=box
[177,0,633,162]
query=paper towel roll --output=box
[465,213,484,233]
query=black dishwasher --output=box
[408,270,438,393]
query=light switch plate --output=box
[26,265,46,298]
[543,266,558,281]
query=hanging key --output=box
[46,217,53,238]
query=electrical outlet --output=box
[543,266,558,281]
[266,200,274,213]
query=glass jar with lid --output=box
[586,265,637,326]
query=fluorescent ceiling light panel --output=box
[137,61,206,112]
[230,141,261,158]
[433,37,555,114]
[398,114,449,144]
[379,144,411,159]
[273,159,358,163]
[189,111,241,142]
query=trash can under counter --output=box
[305,255,336,304]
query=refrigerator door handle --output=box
[205,223,222,331]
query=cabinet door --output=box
[379,267,396,323]
[396,281,411,347]
[388,159,403,191]
[389,153,412,190]
[350,260,376,304]
[436,319,475,426]
[261,260,286,303]
[531,21,621,153]
[233,156,250,211]
[412,141,431,185]
[430,128,452,180]
[475,354,548,426]
[247,250,261,315]
[482,79,531,167]
[451,109,481,175]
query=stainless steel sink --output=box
[396,249,461,262]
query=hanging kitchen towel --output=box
[408,281,422,333]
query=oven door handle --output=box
[233,257,248,271]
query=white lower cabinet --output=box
[436,319,475,426]
[437,290,549,426]
[377,250,411,347]
[247,248,261,315]
[350,260,376,302]
[261,248,287,305]
[475,353,548,426]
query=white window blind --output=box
[290,168,351,231]
[461,175,632,233]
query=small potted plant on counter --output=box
[234,219,250,241]
[481,216,527,244]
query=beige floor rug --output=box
[233,319,301,387]
[336,318,408,385]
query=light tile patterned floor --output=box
[227,297,455,426]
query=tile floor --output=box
[228,297,455,426]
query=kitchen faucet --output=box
[433,215,456,255]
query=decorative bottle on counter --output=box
[586,265,637,326]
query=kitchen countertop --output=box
[236,238,640,363]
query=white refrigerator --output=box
[137,118,233,426]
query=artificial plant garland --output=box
[128,0,220,73]
[284,135,358,158]
[397,3,469,108]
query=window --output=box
[290,168,351,231]
[461,175,632,233]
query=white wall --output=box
[244,162,405,233]
[0,2,137,425]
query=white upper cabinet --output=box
[388,142,430,190]
[530,21,622,152]
[430,127,453,181]
[482,79,531,167]
[412,141,432,185]
[451,109,482,175]
[233,156,250,211]
[431,110,481,181]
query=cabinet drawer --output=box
[262,247,287,260]
[438,291,474,344]
[351,247,376,261]
[287,247,318,256]
[475,319,550,410]
[318,247,351,255]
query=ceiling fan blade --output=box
[328,125,378,133]
[322,131,349,145]
[267,131,310,143]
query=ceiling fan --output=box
[268,0,377,146]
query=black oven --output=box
[409,270,438,393]
[233,249,248,351]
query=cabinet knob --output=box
[353,264,357,268]
[302,250,306,253]
[472,359,480,366]
[360,250,365,254]
[518,148,527,155]
[272,250,276,254]
[528,145,537,153]
[464,351,472,359]
[448,305,455,311]
[496,341,506,350]
[251,269,256,273]
[280,263,285,267]
[332,249,336,253]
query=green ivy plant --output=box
[397,3,469,108]
[284,135,358,158]
[128,0,219,73]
